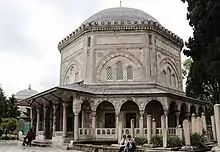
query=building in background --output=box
[15,85,38,134]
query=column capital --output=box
[164,110,169,116]
[140,111,145,117]
[36,108,41,113]
[91,111,96,117]
[62,102,68,108]
[115,111,120,117]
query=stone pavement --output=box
[0,141,84,152]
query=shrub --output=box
[190,133,206,149]
[167,136,183,148]
[0,135,16,140]
[152,135,163,147]
[135,137,147,145]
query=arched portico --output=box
[120,100,140,128]
[96,101,116,128]
[145,100,164,127]
[168,101,178,127]
[190,105,196,116]
[80,100,92,128]
[179,103,188,125]
[198,106,204,117]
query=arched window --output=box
[106,66,113,80]
[127,66,133,80]
[162,70,166,84]
[116,61,123,80]
[171,74,177,87]
[167,68,171,85]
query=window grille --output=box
[116,61,123,80]
[106,67,113,80]
[127,66,133,80]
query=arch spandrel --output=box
[93,99,117,112]
[117,98,141,114]
[141,97,168,111]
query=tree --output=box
[0,86,8,118]
[7,95,20,118]
[182,57,193,79]
[182,0,220,109]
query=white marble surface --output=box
[0,141,83,152]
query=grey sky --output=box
[0,0,191,96]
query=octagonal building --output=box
[19,7,206,143]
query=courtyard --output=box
[0,141,83,152]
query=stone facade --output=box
[18,7,206,144]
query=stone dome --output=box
[82,7,159,24]
[15,85,38,101]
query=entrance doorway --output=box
[126,113,136,128]
[105,113,115,128]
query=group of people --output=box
[20,128,35,146]
[119,135,136,152]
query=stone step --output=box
[32,140,52,147]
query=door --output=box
[126,113,136,128]
[105,113,115,128]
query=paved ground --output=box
[0,141,84,152]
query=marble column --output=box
[52,105,57,137]
[30,108,33,127]
[81,111,85,128]
[175,112,180,127]
[131,119,135,138]
[214,104,220,146]
[152,118,156,136]
[43,107,47,139]
[36,108,40,137]
[164,111,169,129]
[62,103,68,137]
[74,112,79,141]
[92,111,96,139]
[201,113,207,132]
[139,111,144,137]
[183,119,191,146]
[161,115,165,134]
[211,115,217,141]
[147,115,152,144]
[191,113,196,133]
[116,112,119,139]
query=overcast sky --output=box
[0,0,192,96]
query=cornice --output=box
[58,20,184,52]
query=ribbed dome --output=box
[15,85,38,100]
[82,7,159,24]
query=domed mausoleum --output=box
[18,7,206,143]
[15,85,38,119]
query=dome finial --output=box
[28,84,31,90]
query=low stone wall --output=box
[68,144,145,152]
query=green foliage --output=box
[135,137,147,145]
[182,0,220,109]
[0,135,16,140]
[190,133,206,149]
[167,136,183,148]
[0,118,18,136]
[152,135,163,147]
[182,57,193,79]
[0,86,20,119]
